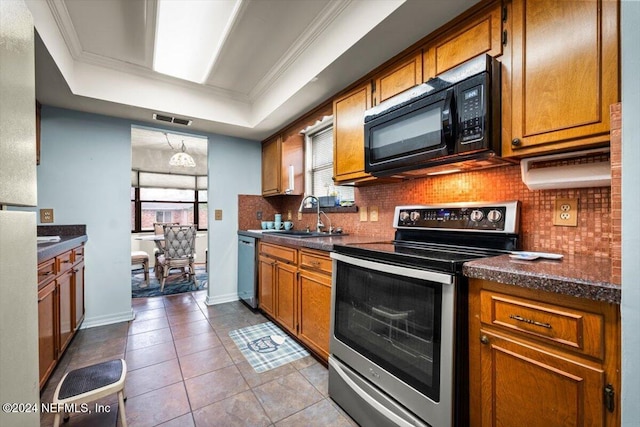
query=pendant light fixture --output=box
[166,133,196,168]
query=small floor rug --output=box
[229,322,309,373]
[131,266,208,298]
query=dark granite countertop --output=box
[240,229,621,304]
[238,230,381,252]
[37,225,87,263]
[463,254,620,304]
[37,235,87,263]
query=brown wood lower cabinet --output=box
[298,269,331,361]
[37,281,57,388]
[258,242,332,362]
[469,279,621,426]
[37,244,86,389]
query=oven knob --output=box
[470,210,484,222]
[487,209,502,223]
[410,211,421,222]
[399,211,410,223]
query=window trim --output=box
[131,170,208,233]
[303,116,334,196]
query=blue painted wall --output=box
[38,106,261,327]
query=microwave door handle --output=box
[442,89,455,143]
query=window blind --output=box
[131,171,206,190]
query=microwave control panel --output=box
[459,85,484,143]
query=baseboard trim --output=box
[80,309,135,329]
[205,292,239,306]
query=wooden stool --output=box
[51,359,127,427]
[131,251,149,286]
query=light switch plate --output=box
[369,206,379,222]
[214,209,223,221]
[359,207,368,222]
[40,208,54,223]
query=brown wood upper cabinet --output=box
[373,51,423,105]
[332,82,373,184]
[502,0,619,157]
[422,1,503,79]
[261,132,303,197]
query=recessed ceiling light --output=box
[153,0,241,83]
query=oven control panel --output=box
[395,203,519,232]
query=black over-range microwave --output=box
[364,54,511,178]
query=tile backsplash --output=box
[240,158,614,261]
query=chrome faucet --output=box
[298,195,324,232]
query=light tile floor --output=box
[39,291,358,427]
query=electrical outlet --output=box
[553,198,578,226]
[40,208,54,223]
[297,211,302,220]
[369,206,379,222]
[214,209,223,221]
[287,210,292,220]
[360,206,368,222]
[256,211,262,220]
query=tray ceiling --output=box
[29,0,479,140]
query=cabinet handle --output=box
[480,335,489,345]
[61,259,71,263]
[509,314,552,329]
[511,138,521,146]
[604,384,615,412]
[41,271,53,276]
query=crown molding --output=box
[248,0,352,101]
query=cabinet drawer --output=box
[38,258,56,287]
[299,250,332,276]
[57,250,74,274]
[259,242,297,264]
[480,290,604,359]
[73,246,84,264]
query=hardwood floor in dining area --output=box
[39,291,357,427]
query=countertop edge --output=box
[37,235,87,263]
[463,256,621,304]
[237,230,380,252]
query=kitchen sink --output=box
[270,230,347,238]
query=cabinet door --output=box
[504,0,619,157]
[374,51,422,105]
[298,270,331,361]
[262,136,281,196]
[479,331,605,427]
[275,262,298,335]
[58,271,73,354]
[38,281,57,389]
[280,132,304,195]
[258,254,276,317]
[423,2,502,79]
[333,83,373,183]
[73,261,85,331]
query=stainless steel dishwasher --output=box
[237,234,258,309]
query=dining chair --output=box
[157,224,197,292]
[153,222,178,279]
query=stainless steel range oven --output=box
[329,201,520,427]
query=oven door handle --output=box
[330,252,453,285]
[329,358,429,427]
